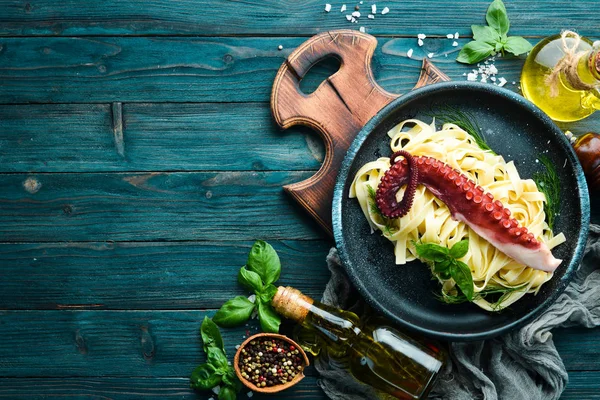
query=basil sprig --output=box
[415,240,475,301]
[457,0,532,64]
[190,317,241,399]
[213,240,282,333]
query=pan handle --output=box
[271,30,398,235]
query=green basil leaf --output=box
[218,386,237,400]
[414,242,450,262]
[486,0,510,36]
[449,240,469,259]
[257,301,281,333]
[440,271,452,280]
[190,363,222,390]
[259,284,278,304]
[247,240,281,285]
[207,347,229,370]
[201,316,225,352]
[213,296,255,328]
[222,369,242,392]
[504,36,533,56]
[451,261,474,301]
[238,266,263,292]
[456,40,495,64]
[495,41,503,52]
[471,25,500,45]
[433,259,452,273]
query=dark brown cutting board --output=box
[271,30,449,236]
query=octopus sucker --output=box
[375,152,562,272]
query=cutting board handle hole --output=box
[298,56,341,95]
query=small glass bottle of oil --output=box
[272,286,445,400]
[521,33,600,122]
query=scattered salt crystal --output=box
[346,14,352,21]
[278,45,283,50]
[427,52,434,58]
[480,77,488,83]
[462,72,467,76]
[454,32,459,39]
[512,81,516,85]
[406,48,413,58]
[418,38,424,46]
[359,1,363,3]
[467,72,477,81]
[417,33,426,39]
[248,294,256,303]
[235,344,241,349]
[490,76,496,82]
[325,4,331,12]
[498,77,507,87]
[340,4,346,12]
[381,6,389,14]
[452,41,458,47]
[212,386,221,395]
[371,4,376,13]
[368,14,375,19]
[489,65,498,74]
[352,11,361,17]
[359,26,365,33]
[446,34,454,39]
[247,392,254,398]
[535,159,539,163]
[351,16,356,22]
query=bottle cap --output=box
[271,286,314,323]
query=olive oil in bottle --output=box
[272,287,445,400]
[521,32,600,122]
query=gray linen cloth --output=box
[315,224,600,400]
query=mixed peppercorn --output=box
[238,338,305,388]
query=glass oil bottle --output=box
[521,33,600,122]
[271,286,445,400]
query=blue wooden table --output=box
[0,1,599,398]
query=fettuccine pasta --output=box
[350,119,565,311]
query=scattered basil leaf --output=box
[213,296,255,328]
[414,242,450,262]
[457,40,495,64]
[471,25,500,45]
[190,363,222,390]
[449,240,469,259]
[503,36,533,56]
[247,240,281,285]
[207,347,229,370]
[451,261,475,301]
[485,0,510,36]
[238,266,263,292]
[200,316,224,353]
[456,0,531,65]
[222,369,242,392]
[218,386,237,400]
[259,284,278,304]
[257,301,281,333]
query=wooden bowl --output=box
[233,333,310,394]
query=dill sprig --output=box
[533,155,561,230]
[432,106,497,155]
[435,283,528,310]
[366,184,397,235]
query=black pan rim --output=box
[332,81,591,341]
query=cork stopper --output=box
[271,286,314,323]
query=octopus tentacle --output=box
[375,150,418,219]
[375,153,562,272]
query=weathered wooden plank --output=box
[0,377,326,399]
[0,36,537,103]
[0,0,597,37]
[0,103,323,172]
[0,240,331,309]
[554,327,600,372]
[0,310,302,377]
[0,310,596,377]
[0,171,324,241]
[561,372,600,399]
